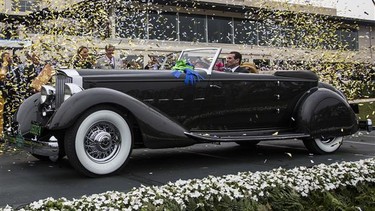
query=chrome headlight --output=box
[64,83,83,101]
[40,85,56,104]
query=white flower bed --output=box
[2,158,375,211]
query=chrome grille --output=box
[55,74,72,108]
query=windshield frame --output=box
[178,48,222,75]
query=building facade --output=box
[1,0,374,69]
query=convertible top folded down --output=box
[274,70,319,80]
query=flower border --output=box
[1,158,373,210]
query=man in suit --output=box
[0,52,8,140]
[95,44,123,69]
[225,51,248,73]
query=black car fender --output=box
[47,87,195,148]
[319,82,359,114]
[318,82,346,98]
[16,93,43,136]
[296,87,358,138]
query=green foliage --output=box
[263,186,304,211]
[250,2,374,100]
[147,183,375,211]
[298,183,375,211]
[358,102,375,121]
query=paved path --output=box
[0,131,374,209]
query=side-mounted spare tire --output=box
[65,106,133,177]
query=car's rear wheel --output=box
[303,136,343,154]
[65,107,133,177]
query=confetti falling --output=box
[1,0,374,137]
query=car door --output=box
[151,69,210,127]
[191,71,291,131]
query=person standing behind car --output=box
[25,52,43,75]
[72,46,94,69]
[23,52,44,93]
[0,52,8,140]
[24,52,56,93]
[144,55,160,70]
[95,44,122,69]
[1,52,23,136]
[225,51,248,73]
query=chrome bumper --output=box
[358,119,373,132]
[8,136,59,157]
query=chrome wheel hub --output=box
[84,122,121,163]
[321,137,334,144]
[90,130,112,151]
[317,136,343,149]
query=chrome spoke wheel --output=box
[85,122,121,163]
[65,108,133,177]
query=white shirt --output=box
[231,66,240,72]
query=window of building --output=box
[268,24,284,47]
[179,13,206,42]
[319,29,338,50]
[234,19,258,45]
[12,0,39,12]
[116,9,147,39]
[279,25,295,47]
[113,6,360,52]
[293,29,307,48]
[148,11,177,41]
[207,16,233,44]
[338,29,359,51]
[258,21,275,46]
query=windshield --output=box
[178,48,221,75]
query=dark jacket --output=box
[234,66,249,73]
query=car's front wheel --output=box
[65,107,133,177]
[303,136,343,154]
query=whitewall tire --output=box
[65,107,133,177]
[303,136,343,154]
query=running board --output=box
[185,131,310,142]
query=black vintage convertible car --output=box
[14,48,359,177]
